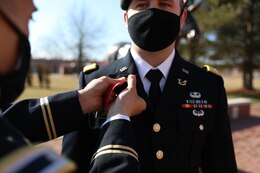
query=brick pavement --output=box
[231,105,260,173]
[42,104,260,173]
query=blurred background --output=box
[16,0,259,172]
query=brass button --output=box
[199,124,204,131]
[153,123,161,132]
[156,150,164,160]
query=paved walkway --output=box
[231,105,260,173]
[42,105,260,173]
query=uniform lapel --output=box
[113,51,150,105]
[156,52,190,115]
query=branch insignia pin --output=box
[178,78,188,86]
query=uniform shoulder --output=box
[179,58,222,82]
[81,59,122,78]
[83,63,99,74]
[202,65,221,77]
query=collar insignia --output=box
[182,68,189,74]
[120,66,128,72]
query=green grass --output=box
[16,74,78,101]
[223,76,260,104]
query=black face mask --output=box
[0,11,31,107]
[128,8,180,52]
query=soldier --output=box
[62,0,238,173]
[0,0,145,172]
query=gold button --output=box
[156,150,164,160]
[153,123,161,132]
[199,124,204,131]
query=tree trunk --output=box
[243,0,255,90]
[189,41,197,64]
[77,40,84,74]
[243,62,253,90]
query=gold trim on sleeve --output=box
[91,150,138,163]
[40,98,52,140]
[44,97,57,139]
[95,144,138,157]
[91,144,139,163]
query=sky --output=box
[29,0,131,60]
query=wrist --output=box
[78,90,89,114]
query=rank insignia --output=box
[83,63,99,74]
[182,68,189,74]
[120,66,128,72]
[203,65,221,76]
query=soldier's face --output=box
[127,0,182,17]
[124,0,186,30]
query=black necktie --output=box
[146,69,163,109]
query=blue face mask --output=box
[0,10,31,107]
[127,8,180,52]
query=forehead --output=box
[131,0,181,4]
[0,0,35,36]
[0,0,35,11]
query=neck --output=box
[132,42,175,67]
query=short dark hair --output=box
[120,0,186,10]
[120,0,131,10]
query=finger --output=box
[127,74,136,90]
[108,77,127,85]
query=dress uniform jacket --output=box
[3,91,84,143]
[1,91,139,173]
[62,50,237,173]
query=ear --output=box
[123,11,129,28]
[180,9,187,28]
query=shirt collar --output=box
[130,48,175,80]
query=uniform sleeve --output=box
[0,145,76,173]
[201,78,237,173]
[3,90,86,142]
[62,72,96,173]
[89,119,140,173]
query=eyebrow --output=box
[134,0,147,2]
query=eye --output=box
[159,2,173,8]
[135,2,149,10]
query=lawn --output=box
[16,74,79,101]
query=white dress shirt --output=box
[130,48,175,94]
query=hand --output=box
[78,76,125,114]
[107,75,146,118]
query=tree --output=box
[37,1,105,74]
[62,2,104,73]
[180,0,260,90]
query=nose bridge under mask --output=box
[127,8,181,52]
